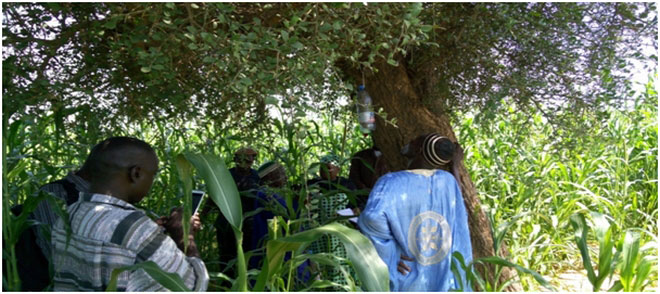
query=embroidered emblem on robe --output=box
[408,211,452,266]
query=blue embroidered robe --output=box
[358,169,473,291]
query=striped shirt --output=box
[52,193,209,291]
[33,171,90,261]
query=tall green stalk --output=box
[231,228,248,291]
[2,121,20,290]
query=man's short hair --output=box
[85,137,155,180]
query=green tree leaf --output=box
[182,153,241,229]
[291,41,303,50]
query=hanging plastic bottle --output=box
[356,85,376,135]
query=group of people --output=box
[16,132,472,292]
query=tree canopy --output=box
[3,2,656,132]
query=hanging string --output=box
[361,66,365,88]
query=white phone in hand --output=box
[191,190,206,215]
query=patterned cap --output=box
[319,154,340,166]
[422,133,451,167]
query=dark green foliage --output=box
[2,3,656,134]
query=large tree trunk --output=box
[338,58,522,291]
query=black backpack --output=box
[8,179,80,291]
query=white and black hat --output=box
[422,133,452,167]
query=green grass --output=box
[456,80,658,291]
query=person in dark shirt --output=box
[228,147,260,258]
[248,161,290,269]
[307,154,358,223]
[348,146,390,211]
[253,161,289,245]
[305,154,357,222]
[306,154,357,197]
[229,147,260,193]
[252,161,310,281]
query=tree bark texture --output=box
[338,58,522,291]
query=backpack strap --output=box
[51,179,81,205]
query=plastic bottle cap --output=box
[358,85,365,91]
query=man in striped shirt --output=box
[51,137,208,291]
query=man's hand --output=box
[397,254,414,275]
[155,215,168,227]
[161,208,200,241]
[191,213,202,233]
[162,207,185,242]
[161,207,201,257]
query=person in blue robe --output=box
[358,133,473,291]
